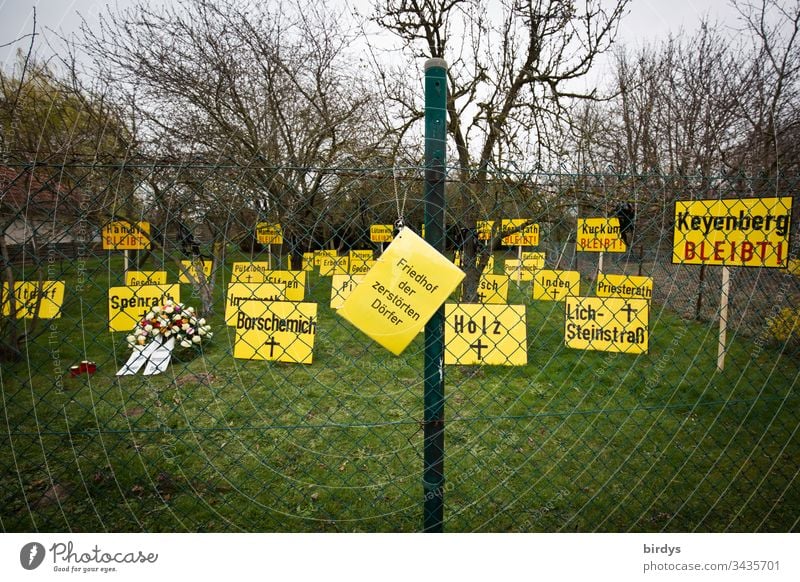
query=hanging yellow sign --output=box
[330,274,364,309]
[319,255,349,277]
[256,223,283,245]
[178,259,213,283]
[124,271,167,286]
[302,252,315,271]
[577,218,626,252]
[444,304,527,365]
[672,197,792,267]
[102,220,151,250]
[337,228,465,355]
[501,219,539,246]
[2,281,65,319]
[564,297,649,354]
[596,274,653,300]
[370,225,394,243]
[107,284,180,332]
[470,274,508,304]
[224,282,285,325]
[233,300,318,364]
[533,270,580,301]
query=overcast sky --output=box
[1,0,745,72]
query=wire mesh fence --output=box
[1,159,798,532]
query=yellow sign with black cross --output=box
[564,297,649,354]
[672,197,792,267]
[2,281,65,319]
[595,273,653,300]
[444,303,528,365]
[319,255,349,277]
[224,282,285,325]
[124,271,167,286]
[178,259,213,283]
[107,284,180,332]
[330,274,364,310]
[533,270,580,301]
[233,300,318,364]
[337,228,465,355]
[472,274,509,304]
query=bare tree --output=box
[371,0,629,298]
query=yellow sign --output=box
[533,270,580,301]
[504,254,546,280]
[350,250,374,262]
[672,197,792,267]
[338,228,465,355]
[178,259,213,283]
[319,255,349,277]
[330,274,364,309]
[233,300,318,364]
[596,274,653,300]
[788,258,800,276]
[370,224,394,243]
[501,219,539,246]
[444,304,527,365]
[453,251,494,273]
[2,281,65,319]
[124,271,167,286]
[232,262,270,283]
[577,218,626,253]
[349,258,374,275]
[302,252,315,271]
[224,282,285,325]
[564,297,648,354]
[102,221,151,250]
[470,274,508,304]
[314,250,338,266]
[256,223,283,245]
[476,220,494,241]
[107,284,179,332]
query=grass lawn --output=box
[1,248,798,532]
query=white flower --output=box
[137,336,146,345]
[171,325,179,333]
[164,329,172,337]
[186,307,195,313]
[198,318,206,325]
[144,324,153,332]
[192,335,202,344]
[145,311,155,319]
[153,306,161,314]
[181,323,190,331]
[164,306,174,314]
[126,334,135,343]
[180,340,192,348]
[206,332,213,338]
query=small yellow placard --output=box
[314,250,338,266]
[232,262,270,283]
[788,258,800,276]
[501,219,539,246]
[596,274,653,300]
[350,250,374,262]
[444,304,527,365]
[476,220,494,241]
[108,284,179,332]
[256,223,283,245]
[2,281,65,319]
[533,270,580,301]
[565,297,649,354]
[224,283,285,325]
[330,274,364,309]
[672,197,792,267]
[370,225,394,243]
[178,259,213,283]
[504,254,546,280]
[337,228,465,355]
[453,252,494,273]
[124,271,167,286]
[319,255,349,277]
[349,258,374,275]
[471,274,509,304]
[259,271,306,301]
[233,301,318,364]
[577,218,626,253]
[102,221,151,250]
[300,252,314,271]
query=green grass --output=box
[1,249,798,532]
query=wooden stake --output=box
[717,266,731,372]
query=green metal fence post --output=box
[422,57,447,533]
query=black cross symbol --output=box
[477,291,486,302]
[245,274,253,283]
[549,288,560,300]
[470,339,489,361]
[620,302,637,323]
[263,335,281,358]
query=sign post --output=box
[422,58,447,533]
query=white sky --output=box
[1,0,746,71]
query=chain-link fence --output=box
[1,159,798,532]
